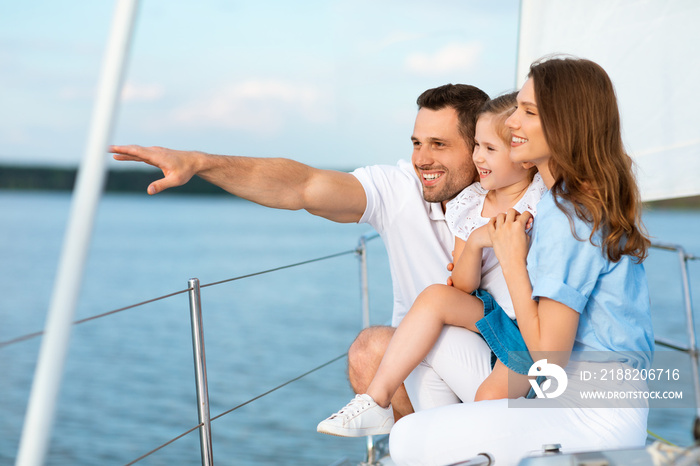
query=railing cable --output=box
[211,352,347,422]
[123,423,203,466]
[0,288,190,348]
[0,249,359,349]
[201,249,357,289]
[7,236,375,465]
[122,352,347,465]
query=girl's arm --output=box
[489,209,579,361]
[452,236,467,266]
[450,225,491,293]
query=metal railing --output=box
[188,278,213,465]
[1,232,382,465]
[649,242,700,429]
[3,235,699,465]
[182,233,382,466]
[169,238,700,464]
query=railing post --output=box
[358,235,371,329]
[356,233,382,465]
[652,242,700,441]
[676,249,700,425]
[188,278,214,466]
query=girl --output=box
[317,92,547,437]
[389,56,655,466]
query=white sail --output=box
[516,0,700,202]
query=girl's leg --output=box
[474,360,532,401]
[346,326,413,420]
[317,284,486,437]
[366,284,485,408]
[404,325,491,411]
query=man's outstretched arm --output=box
[111,145,367,223]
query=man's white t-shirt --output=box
[352,160,454,326]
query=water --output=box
[1,191,699,465]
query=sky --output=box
[0,0,520,170]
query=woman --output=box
[388,56,654,466]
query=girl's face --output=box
[505,78,552,185]
[473,113,532,191]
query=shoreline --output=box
[1,164,698,207]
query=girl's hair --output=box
[528,56,649,262]
[479,92,517,146]
[480,92,537,181]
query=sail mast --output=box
[15,1,139,464]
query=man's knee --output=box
[347,326,414,417]
[348,325,394,366]
[347,326,395,391]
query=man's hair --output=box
[416,84,489,152]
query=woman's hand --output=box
[487,208,532,272]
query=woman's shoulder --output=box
[534,191,598,250]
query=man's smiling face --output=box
[411,107,476,209]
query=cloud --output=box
[58,86,92,100]
[57,82,165,102]
[0,127,30,145]
[405,42,483,76]
[121,82,165,102]
[374,31,426,51]
[172,79,331,133]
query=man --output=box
[111,84,493,419]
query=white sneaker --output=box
[317,394,394,437]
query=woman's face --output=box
[505,78,553,185]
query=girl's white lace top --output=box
[444,173,548,319]
[445,173,547,241]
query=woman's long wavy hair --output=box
[529,56,650,262]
